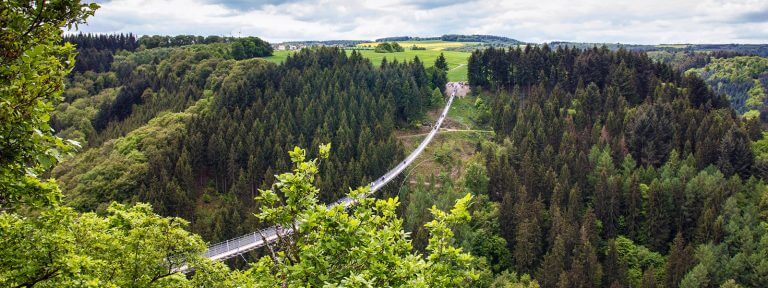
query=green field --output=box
[357,40,476,51]
[263,50,292,64]
[264,48,470,81]
[353,50,469,81]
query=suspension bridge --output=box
[189,90,457,270]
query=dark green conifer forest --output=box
[467,46,768,287]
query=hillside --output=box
[51,42,459,242]
[376,34,524,45]
[467,45,767,287]
[549,42,768,57]
[687,56,768,117]
[4,1,768,287]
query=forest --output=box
[466,45,768,287]
[50,33,452,243]
[687,56,768,118]
[3,0,768,287]
[2,2,486,285]
[644,51,768,122]
[376,34,524,45]
[548,43,768,57]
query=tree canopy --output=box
[470,45,767,287]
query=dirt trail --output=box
[449,64,466,71]
[408,180,443,188]
[396,128,493,139]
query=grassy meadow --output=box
[263,50,292,64]
[263,41,473,81]
[352,49,469,81]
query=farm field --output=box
[263,50,292,64]
[265,48,470,81]
[655,44,691,48]
[357,40,477,51]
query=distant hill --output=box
[376,34,524,45]
[548,42,768,57]
[548,42,662,51]
[279,40,367,47]
[687,56,768,117]
[692,44,768,57]
[440,34,524,44]
[375,36,439,42]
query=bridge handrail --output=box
[190,91,457,268]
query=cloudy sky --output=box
[76,0,768,44]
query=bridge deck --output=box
[196,91,457,266]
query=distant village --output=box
[271,40,367,51]
[272,43,306,51]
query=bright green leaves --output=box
[422,193,480,287]
[428,193,473,227]
[319,142,332,159]
[249,145,484,287]
[289,146,307,163]
[0,203,206,287]
[612,236,665,286]
[255,145,327,228]
[745,80,766,110]
[490,271,541,288]
[1,0,97,210]
[687,56,768,114]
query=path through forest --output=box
[396,128,493,139]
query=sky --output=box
[75,0,768,44]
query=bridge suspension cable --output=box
[190,91,457,269]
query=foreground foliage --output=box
[5,144,538,287]
[228,146,502,287]
[0,0,96,210]
[0,203,206,287]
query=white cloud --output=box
[76,0,768,44]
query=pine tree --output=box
[626,103,674,167]
[666,233,696,288]
[609,60,639,104]
[717,126,754,177]
[569,209,602,288]
[645,180,672,252]
[499,190,516,252]
[435,53,448,71]
[642,267,658,288]
[602,239,628,287]
[537,236,567,288]
[513,192,544,274]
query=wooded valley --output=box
[2,1,768,287]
